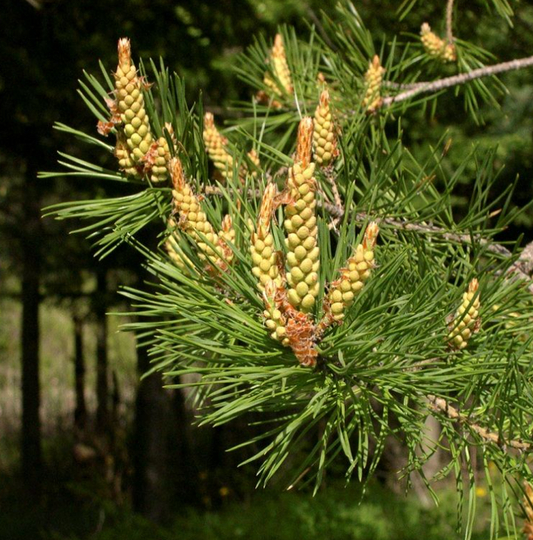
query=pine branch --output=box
[446,0,455,44]
[383,55,533,106]
[366,215,533,293]
[427,394,532,451]
[382,80,426,91]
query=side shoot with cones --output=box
[313,89,338,167]
[93,38,492,371]
[203,112,260,181]
[166,157,235,273]
[93,39,487,368]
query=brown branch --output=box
[382,55,533,107]
[446,0,455,44]
[406,364,531,452]
[382,80,427,91]
[372,216,533,293]
[426,394,532,451]
[306,7,337,51]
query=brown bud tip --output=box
[468,278,479,294]
[319,89,330,108]
[317,72,326,85]
[363,222,379,250]
[204,112,215,129]
[420,22,431,35]
[117,38,132,68]
[221,214,233,233]
[263,279,278,301]
[273,34,284,55]
[371,55,382,71]
[258,183,278,231]
[170,157,185,191]
[296,117,314,167]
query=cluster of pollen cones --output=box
[97,38,481,368]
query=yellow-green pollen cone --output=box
[313,89,338,167]
[327,222,379,322]
[263,33,293,107]
[262,280,290,346]
[203,112,234,179]
[216,214,236,270]
[420,23,456,62]
[114,131,139,178]
[169,157,222,266]
[362,55,385,113]
[448,278,480,349]
[150,125,173,183]
[165,218,192,271]
[251,183,283,291]
[284,117,319,313]
[115,38,153,167]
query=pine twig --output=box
[446,0,455,44]
[408,361,532,451]
[371,216,533,293]
[382,55,533,107]
[426,394,532,451]
[382,80,426,91]
[306,7,337,51]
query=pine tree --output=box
[43,1,533,536]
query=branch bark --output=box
[446,0,455,44]
[382,55,533,107]
[426,394,532,451]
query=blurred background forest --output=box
[2,0,533,538]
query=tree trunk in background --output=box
[73,314,87,433]
[95,268,109,435]
[21,166,42,500]
[133,343,170,522]
[133,334,198,522]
